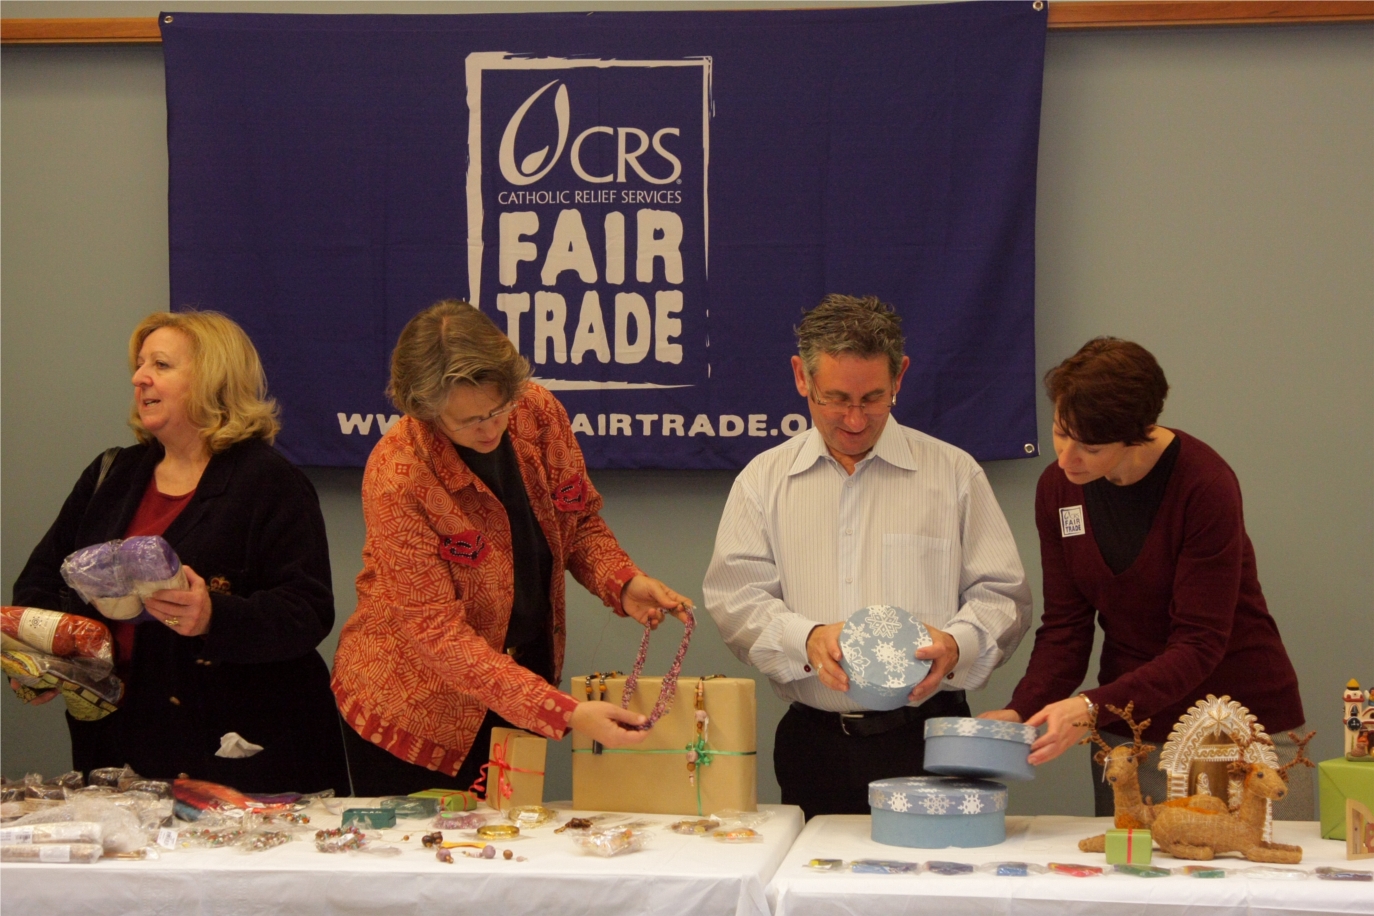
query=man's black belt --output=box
[790,690,967,738]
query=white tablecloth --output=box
[766,815,1373,916]
[1,801,804,916]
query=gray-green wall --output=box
[3,2,1370,818]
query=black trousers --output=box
[774,691,971,820]
[342,708,515,798]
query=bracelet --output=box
[1078,693,1097,721]
[476,823,520,840]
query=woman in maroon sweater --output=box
[983,338,1306,816]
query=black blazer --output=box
[14,438,349,794]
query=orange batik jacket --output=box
[331,384,640,776]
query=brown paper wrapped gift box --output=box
[483,726,548,811]
[571,675,757,816]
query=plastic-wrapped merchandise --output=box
[711,828,763,843]
[1,608,113,673]
[711,809,772,829]
[1174,865,1227,878]
[1315,867,1373,881]
[1,842,104,864]
[804,859,846,871]
[59,537,187,621]
[88,766,137,788]
[242,830,294,853]
[314,826,367,853]
[850,859,920,874]
[22,778,66,802]
[1047,862,1104,877]
[667,818,720,835]
[179,826,250,848]
[1240,866,1308,880]
[1113,864,1171,878]
[119,537,185,596]
[2,637,124,718]
[60,542,129,601]
[0,822,104,845]
[7,796,148,854]
[434,812,487,830]
[572,826,651,857]
[924,861,975,875]
[976,862,1047,877]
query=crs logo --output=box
[499,80,682,187]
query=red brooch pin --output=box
[439,530,489,567]
[552,474,587,512]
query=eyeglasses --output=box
[808,389,896,419]
[441,400,516,434]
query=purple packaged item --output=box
[60,542,128,600]
[119,537,182,584]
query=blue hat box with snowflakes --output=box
[923,717,1038,782]
[868,776,1009,848]
[838,605,933,711]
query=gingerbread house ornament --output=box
[1158,695,1279,842]
[1343,679,1374,760]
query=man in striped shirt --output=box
[703,294,1031,818]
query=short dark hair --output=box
[794,294,905,380]
[1045,337,1169,446]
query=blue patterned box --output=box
[924,717,1038,782]
[838,605,933,711]
[869,776,1008,848]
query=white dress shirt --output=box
[703,420,1031,713]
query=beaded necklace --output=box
[619,607,695,730]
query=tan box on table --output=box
[571,675,757,816]
[484,726,547,811]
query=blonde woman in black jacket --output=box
[13,311,348,794]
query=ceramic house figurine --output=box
[1343,680,1374,761]
[1158,695,1280,842]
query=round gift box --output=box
[838,605,933,711]
[869,776,1008,848]
[923,717,1038,782]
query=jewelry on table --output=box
[506,805,556,828]
[476,823,520,840]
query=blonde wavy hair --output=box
[388,300,530,420]
[128,311,281,452]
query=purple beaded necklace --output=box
[619,607,695,730]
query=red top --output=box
[1008,430,1303,742]
[112,478,194,667]
[332,384,640,777]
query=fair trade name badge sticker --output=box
[1060,505,1085,538]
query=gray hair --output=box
[388,300,530,420]
[794,294,905,379]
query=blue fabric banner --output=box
[162,3,1046,469]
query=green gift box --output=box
[1318,757,1374,840]
[1105,827,1152,864]
[409,788,480,812]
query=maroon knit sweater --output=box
[1008,430,1303,743]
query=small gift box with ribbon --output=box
[479,727,547,811]
[409,788,481,812]
[1105,827,1153,865]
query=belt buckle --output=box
[840,713,863,736]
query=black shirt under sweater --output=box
[455,432,555,682]
[1083,436,1182,575]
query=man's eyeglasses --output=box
[807,389,896,419]
[442,400,516,434]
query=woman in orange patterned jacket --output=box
[332,300,693,795]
